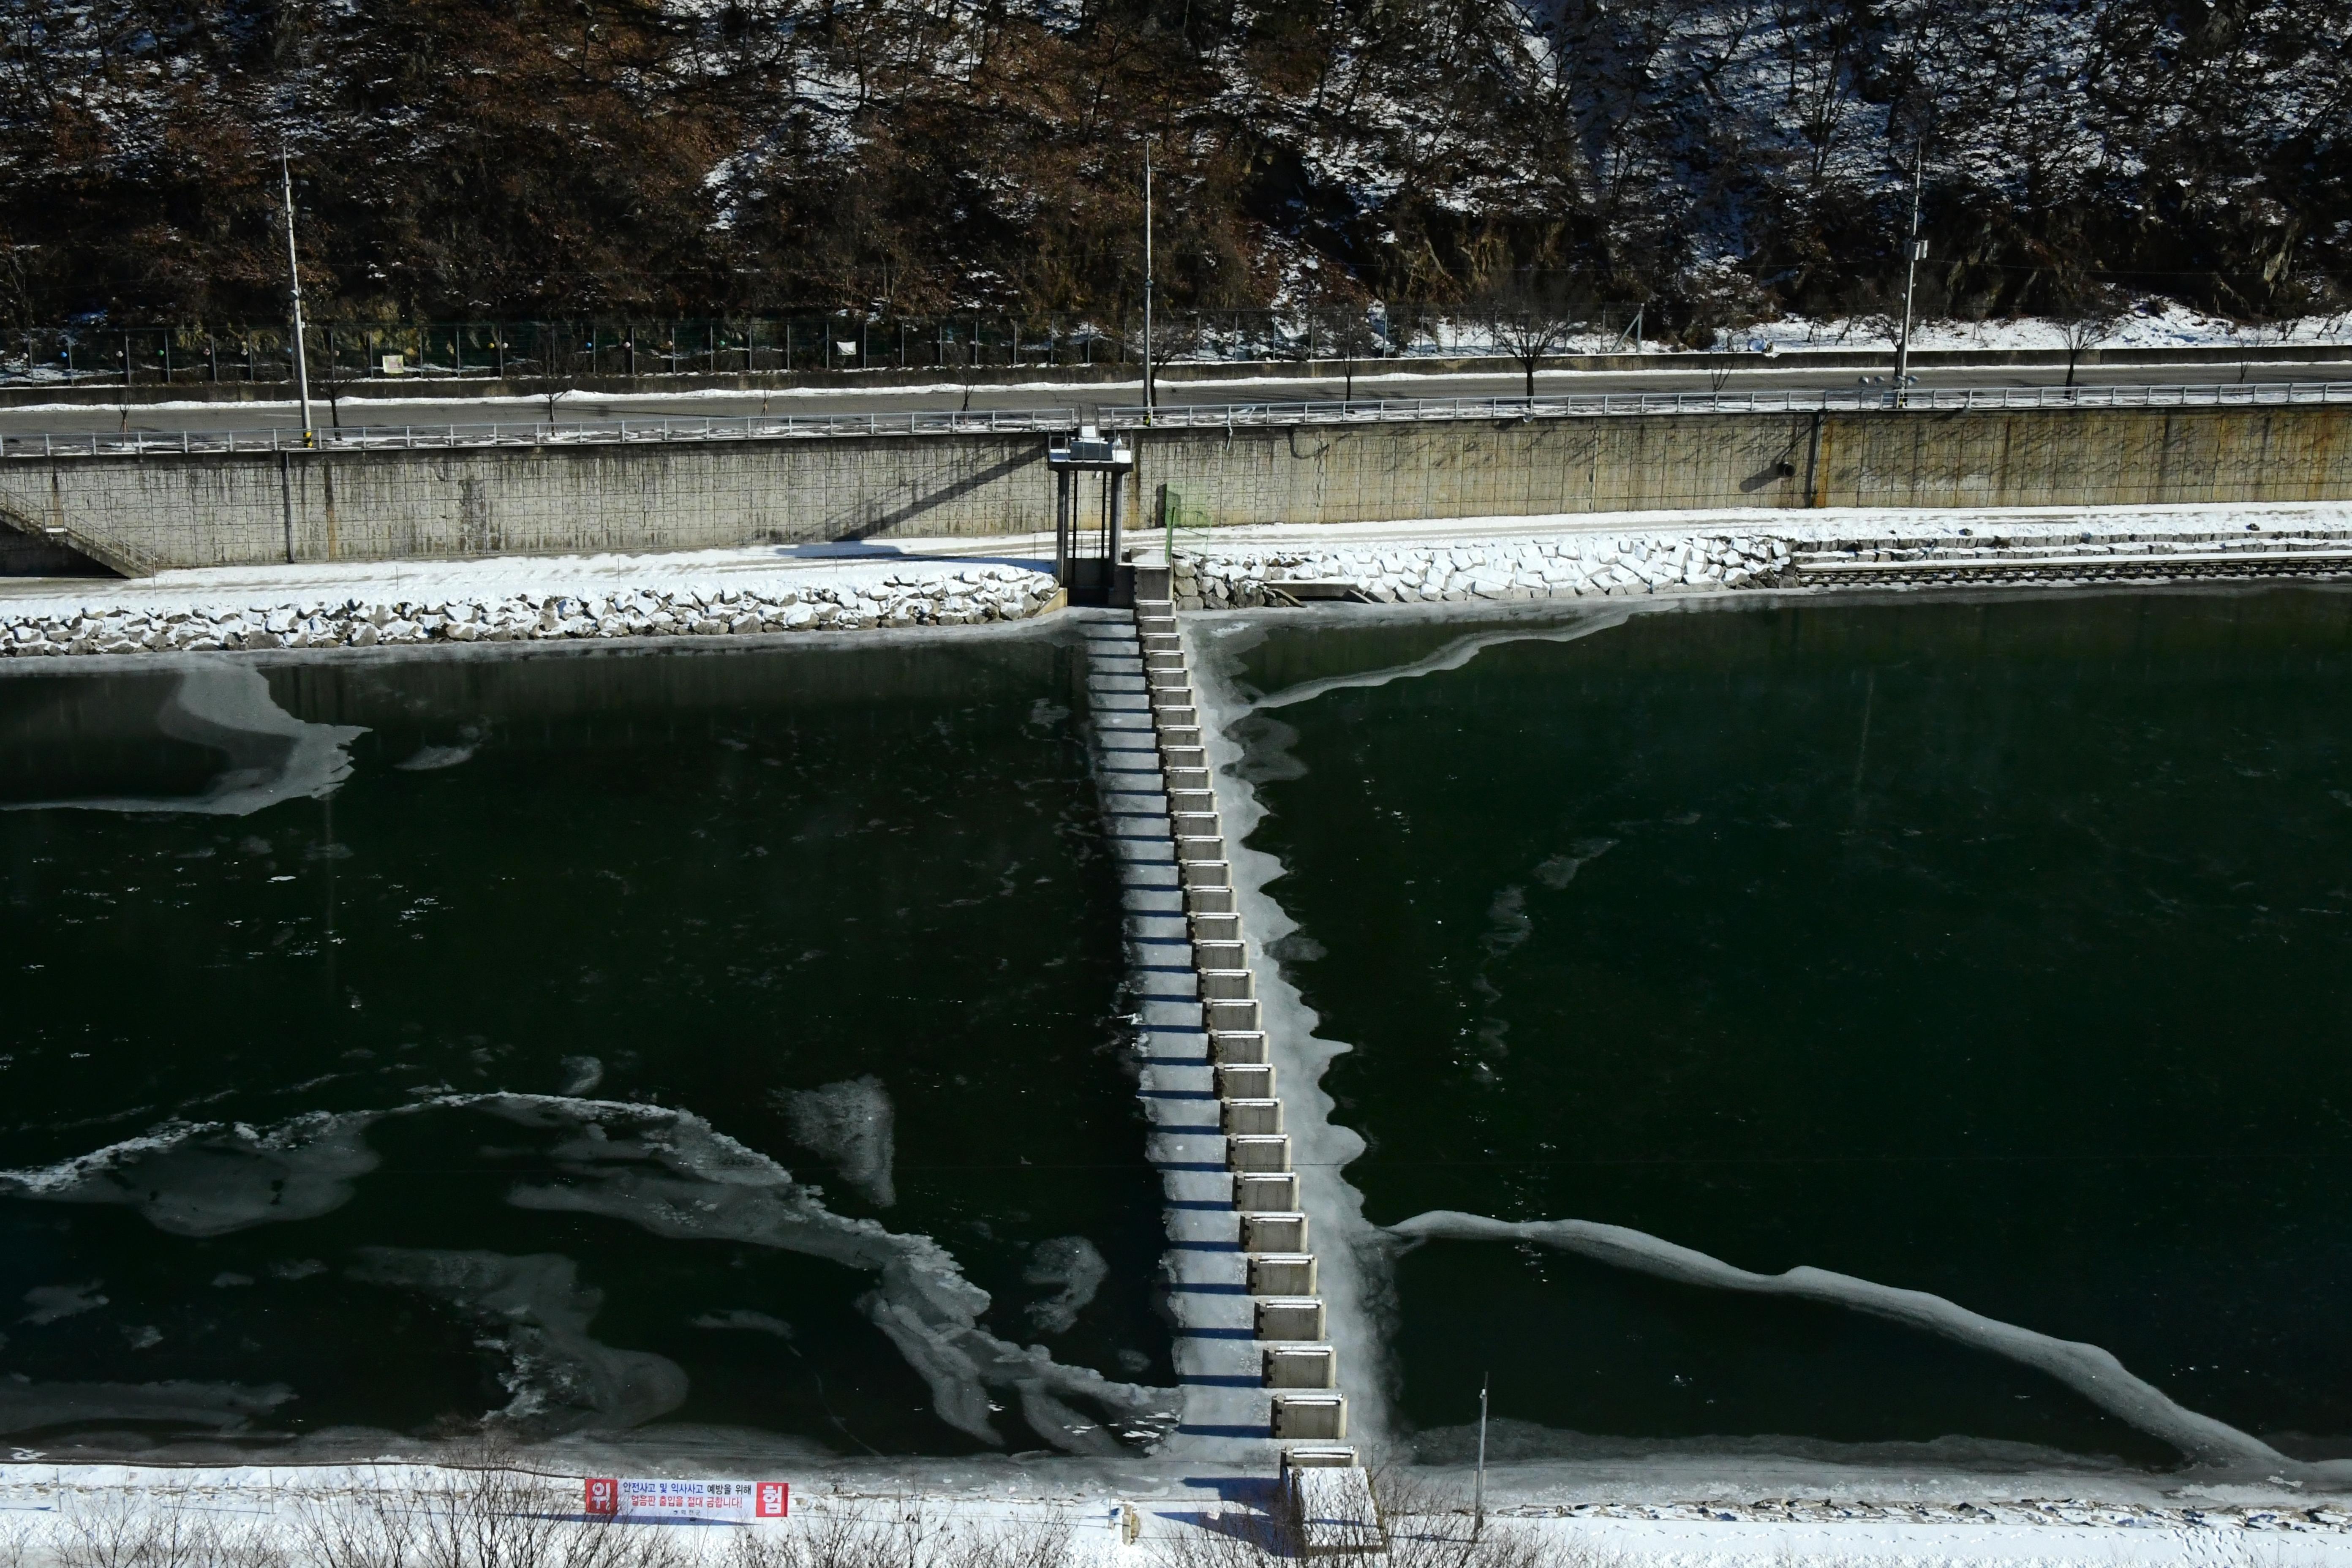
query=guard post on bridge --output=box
[1047,426,1134,607]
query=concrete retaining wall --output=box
[0,435,1046,572]
[3,404,2347,573]
[1149,404,2352,525]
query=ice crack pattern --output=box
[1386,1210,2352,1483]
[0,1093,1174,1454]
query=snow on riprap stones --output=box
[0,566,1059,658]
[1172,534,1790,608]
[1170,513,2352,607]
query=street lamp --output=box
[1892,140,1925,406]
[1142,143,1156,422]
[279,150,316,447]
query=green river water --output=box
[1222,585,2352,1469]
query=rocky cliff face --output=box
[0,0,2343,327]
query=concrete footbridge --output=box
[1085,585,1363,1508]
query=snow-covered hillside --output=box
[0,0,2342,332]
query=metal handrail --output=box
[1102,381,2352,429]
[6,382,2348,458]
[0,406,1080,459]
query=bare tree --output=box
[535,321,594,424]
[2229,311,2290,383]
[57,1488,224,1568]
[1132,307,1196,411]
[2054,279,2128,387]
[53,1486,291,1568]
[0,1509,33,1568]
[943,332,982,414]
[1388,298,1439,351]
[1321,305,1387,401]
[293,1449,691,1568]
[1475,272,1586,399]
[727,1495,1074,1568]
[316,325,357,429]
[2315,279,2352,342]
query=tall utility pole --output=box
[1892,139,1925,407]
[1141,145,1155,422]
[280,150,316,447]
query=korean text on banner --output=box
[583,1480,789,1522]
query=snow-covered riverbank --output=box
[4,1458,2350,1568]
[3,503,2349,663]
[1171,504,2352,609]
[0,562,1058,658]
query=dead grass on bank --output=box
[291,1467,692,1568]
[11,1477,1076,1568]
[722,1498,1073,1568]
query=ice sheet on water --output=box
[1533,838,1616,888]
[1482,886,1530,957]
[777,1075,897,1208]
[3,665,365,816]
[1022,1236,1107,1334]
[0,1092,1174,1455]
[20,1282,109,1325]
[348,1248,689,1432]
[1385,1209,2352,1481]
[0,1112,381,1236]
[691,1309,794,1337]
[0,1377,293,1436]
[1252,612,1632,711]
[494,1096,1173,1454]
[392,743,476,772]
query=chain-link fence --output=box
[0,308,1650,388]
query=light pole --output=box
[1142,144,1155,422]
[280,150,316,447]
[1892,139,1925,407]
[1473,1372,1489,1539]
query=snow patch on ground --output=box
[1728,300,2352,354]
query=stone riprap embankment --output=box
[1174,516,2352,607]
[0,566,1057,657]
[1176,535,1786,607]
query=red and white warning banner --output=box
[584,1478,789,1523]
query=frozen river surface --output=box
[1214,583,2352,1481]
[9,585,2352,1492]
[0,631,1171,1460]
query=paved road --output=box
[0,358,2340,436]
